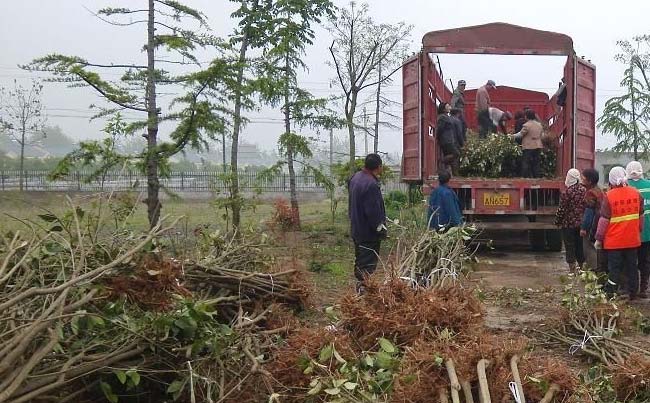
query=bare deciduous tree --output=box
[0,80,47,191]
[328,2,411,175]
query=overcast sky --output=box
[1,0,648,156]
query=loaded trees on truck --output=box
[401,23,596,250]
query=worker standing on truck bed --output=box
[488,107,512,134]
[514,109,544,178]
[555,168,586,272]
[348,154,387,294]
[436,102,460,175]
[476,80,496,138]
[450,80,466,129]
[450,108,466,148]
[595,167,644,300]
[626,161,650,298]
[580,168,607,275]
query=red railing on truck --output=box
[401,23,596,221]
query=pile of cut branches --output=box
[0,197,304,402]
[269,275,579,402]
[395,224,476,288]
[533,270,650,401]
[459,131,557,178]
[537,271,650,365]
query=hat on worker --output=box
[626,161,644,180]
[609,166,627,187]
[565,168,581,187]
[458,80,466,86]
[487,79,496,88]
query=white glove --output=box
[594,240,603,250]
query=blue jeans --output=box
[607,248,638,297]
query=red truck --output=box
[401,23,596,250]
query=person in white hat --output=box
[626,161,650,298]
[555,168,586,271]
[595,166,644,299]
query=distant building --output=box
[595,151,650,184]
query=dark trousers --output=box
[477,110,491,139]
[562,228,584,266]
[607,248,638,297]
[638,242,650,293]
[354,239,381,285]
[522,149,541,178]
[439,142,460,175]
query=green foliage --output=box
[460,133,557,178]
[579,365,618,402]
[50,114,134,182]
[303,339,400,401]
[332,158,394,186]
[598,36,650,160]
[560,270,609,312]
[385,190,408,217]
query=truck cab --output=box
[401,23,596,250]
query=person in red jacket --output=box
[595,166,644,299]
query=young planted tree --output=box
[258,0,336,227]
[599,36,650,160]
[0,80,47,191]
[328,2,411,175]
[223,0,274,231]
[24,1,216,228]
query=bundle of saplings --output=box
[459,131,557,178]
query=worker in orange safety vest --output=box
[595,166,644,299]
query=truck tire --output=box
[545,229,563,252]
[529,230,545,251]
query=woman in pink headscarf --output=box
[555,168,587,271]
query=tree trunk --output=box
[230,32,250,231]
[284,54,300,228]
[373,57,382,154]
[145,0,160,229]
[19,127,25,192]
[347,91,357,177]
[221,131,227,174]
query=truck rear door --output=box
[401,52,449,183]
[401,54,421,181]
[574,58,596,171]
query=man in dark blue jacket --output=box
[428,170,463,230]
[348,154,386,292]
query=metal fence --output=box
[0,170,407,194]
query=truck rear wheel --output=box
[545,229,563,252]
[528,230,545,251]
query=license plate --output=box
[483,192,510,207]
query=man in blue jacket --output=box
[348,154,386,293]
[428,170,463,230]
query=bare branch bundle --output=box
[394,225,475,288]
[0,199,305,402]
